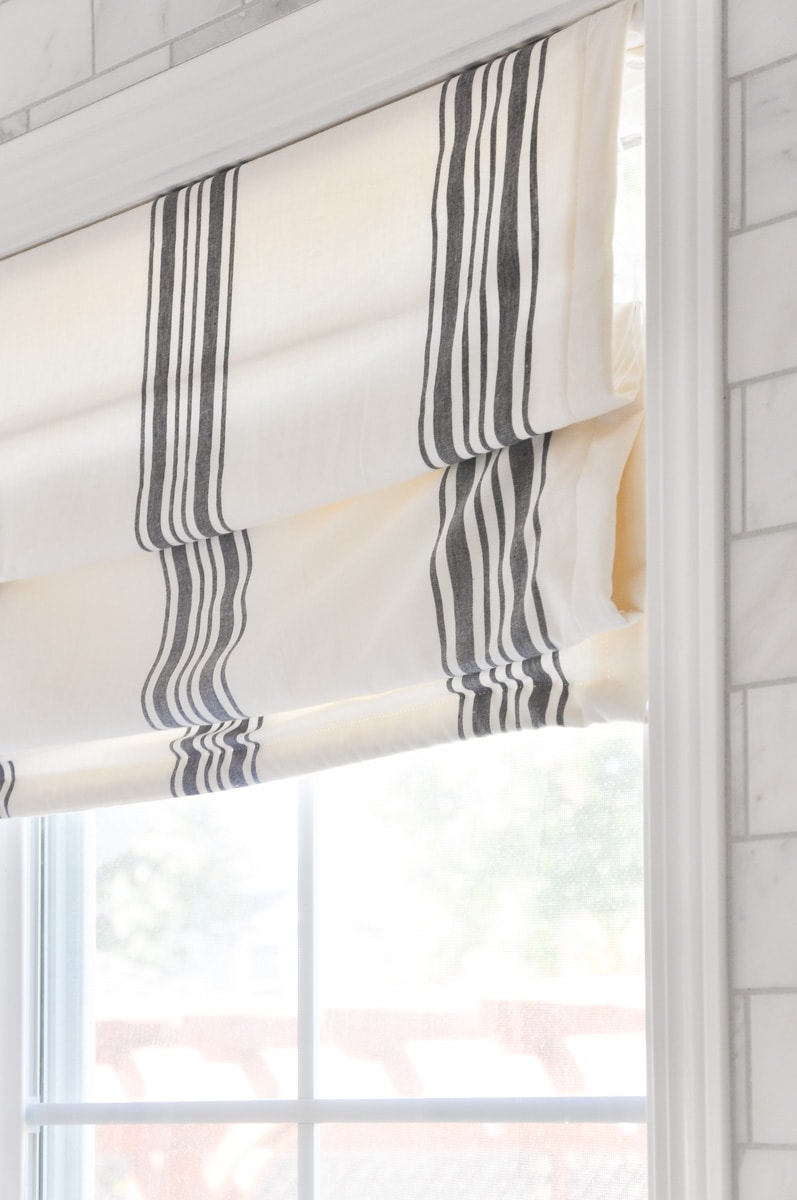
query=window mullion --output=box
[297,777,319,1200]
[40,814,95,1200]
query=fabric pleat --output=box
[0,0,644,818]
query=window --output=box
[34,724,646,1200]
[0,1,728,1198]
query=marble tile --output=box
[728,80,744,232]
[730,529,797,685]
[95,0,240,71]
[733,839,797,987]
[746,373,797,531]
[0,0,92,115]
[729,690,748,837]
[0,109,28,143]
[747,58,797,226]
[30,48,170,129]
[172,0,319,64]
[739,1149,797,1199]
[748,682,797,834]
[733,993,750,1144]
[728,0,797,78]
[730,387,745,535]
[729,218,797,383]
[750,994,797,1141]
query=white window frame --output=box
[0,0,728,1196]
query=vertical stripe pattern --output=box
[136,166,240,551]
[0,760,15,818]
[142,529,253,730]
[420,37,549,468]
[170,718,262,797]
[137,167,259,791]
[430,438,569,737]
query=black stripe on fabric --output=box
[419,37,548,469]
[194,171,236,540]
[520,653,553,729]
[418,79,450,470]
[196,531,250,721]
[431,71,473,466]
[432,430,565,738]
[149,190,179,550]
[169,717,262,798]
[521,38,548,439]
[493,44,532,448]
[472,452,497,670]
[507,439,544,663]
[478,54,506,453]
[182,179,205,540]
[445,456,478,675]
[137,167,239,552]
[459,64,490,461]
[141,530,251,731]
[166,186,192,547]
[429,465,453,674]
[530,432,556,652]
[552,651,570,726]
[0,759,16,818]
[135,201,159,552]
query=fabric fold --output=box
[0,0,636,584]
[0,0,645,819]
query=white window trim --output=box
[0,0,729,1196]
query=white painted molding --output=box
[0,0,598,259]
[644,0,731,1199]
[0,820,34,1200]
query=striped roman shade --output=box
[0,0,644,818]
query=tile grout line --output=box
[740,383,747,533]
[742,685,749,838]
[729,46,797,84]
[729,835,797,844]
[730,830,797,844]
[736,986,797,996]
[730,519,797,542]
[745,991,754,1146]
[729,364,797,390]
[730,208,797,237]
[731,676,797,693]
[739,76,746,230]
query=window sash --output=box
[31,768,646,1200]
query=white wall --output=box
[0,0,318,140]
[726,0,797,1195]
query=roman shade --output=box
[0,0,644,818]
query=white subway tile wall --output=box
[733,994,750,1145]
[2,0,797,1193]
[732,838,797,988]
[739,1148,797,1200]
[0,0,321,134]
[749,994,797,1143]
[746,57,797,226]
[730,528,797,685]
[748,682,797,835]
[729,0,797,1189]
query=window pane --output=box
[316,726,645,1100]
[44,783,299,1103]
[320,1123,647,1200]
[88,1123,295,1200]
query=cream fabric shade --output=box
[0,0,644,818]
